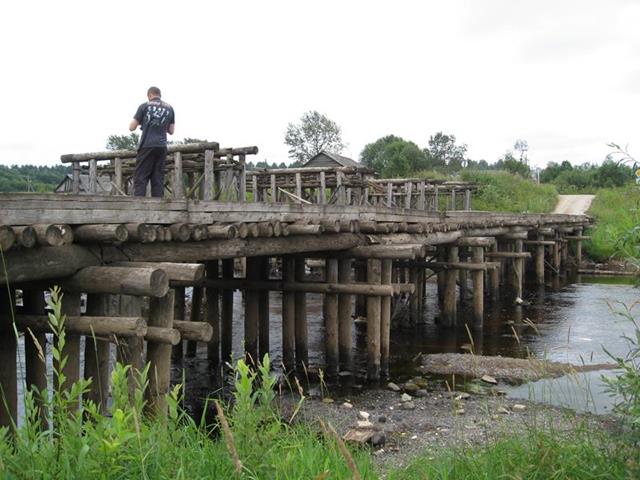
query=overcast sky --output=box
[1,0,639,168]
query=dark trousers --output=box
[134,147,166,197]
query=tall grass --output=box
[585,186,640,262]
[460,170,558,213]
[0,288,375,479]
[388,427,636,479]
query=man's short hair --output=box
[147,86,162,97]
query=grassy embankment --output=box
[461,170,558,213]
[584,185,640,262]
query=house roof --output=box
[55,173,113,193]
[304,151,365,169]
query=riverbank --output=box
[281,373,624,474]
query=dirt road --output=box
[553,194,595,215]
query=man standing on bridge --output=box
[129,86,175,197]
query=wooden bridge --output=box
[0,142,590,425]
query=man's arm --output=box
[167,123,175,135]
[129,118,140,131]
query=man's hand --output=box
[129,118,140,131]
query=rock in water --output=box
[481,375,498,385]
[387,382,401,392]
[400,393,413,402]
[357,411,370,420]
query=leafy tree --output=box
[540,160,573,183]
[106,133,140,150]
[284,111,345,163]
[379,140,429,178]
[495,152,531,177]
[360,135,404,173]
[513,139,529,163]
[0,164,70,192]
[424,132,468,171]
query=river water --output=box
[13,274,638,422]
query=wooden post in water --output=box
[441,246,458,326]
[172,287,185,361]
[366,259,382,381]
[513,239,525,299]
[206,261,220,364]
[281,256,296,371]
[436,247,446,305]
[323,258,339,376]
[338,258,353,371]
[59,291,82,410]
[354,262,366,318]
[84,293,115,413]
[575,227,583,268]
[146,290,175,417]
[221,259,234,363]
[459,248,469,302]
[118,295,144,398]
[258,256,270,360]
[380,259,392,376]
[244,257,260,365]
[22,289,47,424]
[535,234,545,285]
[294,257,308,370]
[553,233,561,275]
[471,246,484,328]
[186,286,204,357]
[0,288,17,429]
[409,266,419,324]
[488,242,500,300]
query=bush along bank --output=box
[461,170,558,213]
[584,185,640,262]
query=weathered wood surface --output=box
[15,314,146,337]
[110,262,205,285]
[60,142,221,162]
[60,266,169,297]
[201,278,400,296]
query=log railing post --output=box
[173,152,184,199]
[203,150,214,201]
[239,154,247,203]
[72,161,81,194]
[418,181,426,210]
[465,189,472,210]
[405,181,412,209]
[386,182,393,207]
[114,158,123,195]
[295,173,303,203]
[89,159,98,193]
[270,174,277,203]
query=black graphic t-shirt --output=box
[133,98,175,149]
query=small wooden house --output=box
[303,151,367,170]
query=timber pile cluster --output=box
[0,142,591,430]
